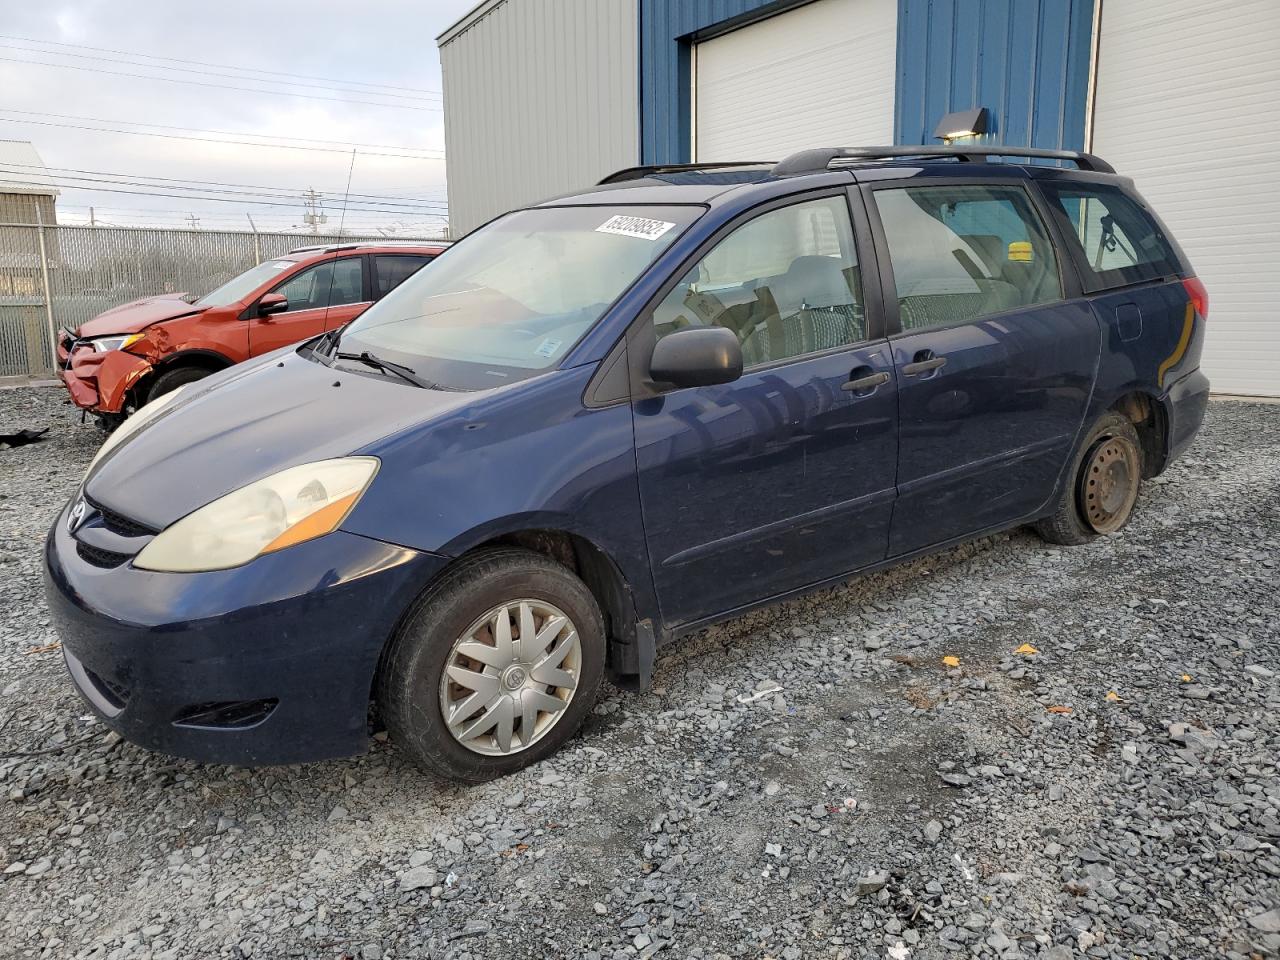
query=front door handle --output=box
[902,355,947,376]
[841,370,890,392]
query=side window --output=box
[1039,182,1181,291]
[651,196,864,368]
[874,184,1063,333]
[374,255,431,298]
[272,258,364,312]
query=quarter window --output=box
[374,255,432,298]
[651,196,864,368]
[272,257,364,312]
[1039,182,1182,291]
[874,184,1063,332]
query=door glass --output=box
[1038,182,1181,291]
[272,258,363,312]
[374,255,432,298]
[650,196,864,367]
[874,184,1063,332]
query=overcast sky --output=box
[0,0,478,235]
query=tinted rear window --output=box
[1039,182,1183,291]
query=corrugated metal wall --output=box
[439,0,640,235]
[640,0,809,164]
[895,0,1093,150]
[639,0,1093,163]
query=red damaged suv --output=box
[57,242,447,428]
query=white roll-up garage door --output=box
[1091,0,1280,396]
[693,0,896,164]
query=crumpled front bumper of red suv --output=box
[57,335,153,414]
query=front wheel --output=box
[377,547,605,783]
[1035,411,1143,546]
[148,365,211,404]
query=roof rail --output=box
[287,240,451,255]
[771,145,1115,176]
[598,161,771,184]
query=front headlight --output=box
[134,457,379,573]
[92,333,144,353]
[85,385,187,479]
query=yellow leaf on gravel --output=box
[1105,691,1121,702]
[1014,643,1039,656]
[1181,674,1192,683]
[942,655,961,668]
[24,642,60,655]
[1046,705,1073,715]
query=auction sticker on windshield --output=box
[595,215,676,241]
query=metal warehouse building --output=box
[438,0,1280,396]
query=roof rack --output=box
[771,145,1115,176]
[598,161,771,184]
[287,239,451,255]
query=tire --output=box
[147,365,212,404]
[1035,411,1143,546]
[376,547,605,783]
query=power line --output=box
[0,116,443,161]
[0,55,441,111]
[0,33,444,96]
[0,175,449,218]
[0,108,444,154]
[0,161,450,208]
[0,43,442,103]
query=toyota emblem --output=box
[67,498,87,533]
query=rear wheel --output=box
[147,365,212,404]
[1035,411,1143,545]
[377,547,605,783]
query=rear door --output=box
[631,191,899,629]
[866,178,1101,556]
[249,256,367,352]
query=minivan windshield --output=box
[332,205,701,389]
[195,259,295,307]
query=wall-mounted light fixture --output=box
[934,107,991,143]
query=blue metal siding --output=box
[641,0,1093,163]
[895,0,1093,150]
[640,0,809,163]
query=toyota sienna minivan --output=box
[44,146,1209,782]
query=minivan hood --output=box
[76,295,205,338]
[85,348,480,530]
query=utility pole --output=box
[246,213,262,264]
[185,213,200,231]
[88,206,96,227]
[301,188,327,234]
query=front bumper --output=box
[44,504,449,765]
[57,339,153,414]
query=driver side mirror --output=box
[649,326,743,389]
[257,293,288,318]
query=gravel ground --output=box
[1,384,1278,960]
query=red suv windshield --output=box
[195,259,296,308]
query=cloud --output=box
[0,0,476,234]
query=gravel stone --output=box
[0,388,1277,959]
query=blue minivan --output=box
[44,146,1210,781]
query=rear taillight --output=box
[1182,277,1209,320]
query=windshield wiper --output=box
[334,350,438,389]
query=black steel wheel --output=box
[1078,433,1141,534]
[1035,411,1143,546]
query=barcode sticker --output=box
[595,215,676,241]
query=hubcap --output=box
[439,599,581,756]
[1080,435,1139,533]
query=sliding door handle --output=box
[841,371,890,392]
[902,356,947,376]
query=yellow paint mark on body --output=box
[1157,302,1195,388]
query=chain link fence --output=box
[0,223,447,378]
